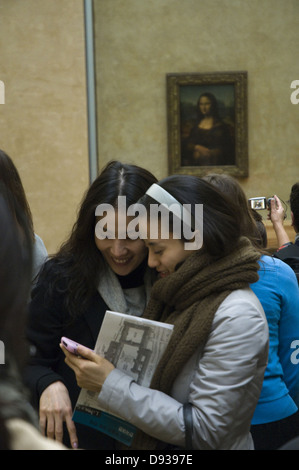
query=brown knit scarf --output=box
[129,236,261,450]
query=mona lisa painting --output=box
[167,72,248,177]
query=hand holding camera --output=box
[268,195,286,224]
[248,195,287,221]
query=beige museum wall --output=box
[94,0,299,246]
[0,1,298,254]
[0,0,89,254]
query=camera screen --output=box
[248,197,267,210]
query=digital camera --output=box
[248,196,274,210]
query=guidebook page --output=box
[73,310,174,445]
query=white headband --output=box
[145,183,195,230]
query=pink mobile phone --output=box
[61,337,85,356]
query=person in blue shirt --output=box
[268,183,299,283]
[204,173,299,450]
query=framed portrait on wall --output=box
[167,71,248,177]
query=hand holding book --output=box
[64,310,174,446]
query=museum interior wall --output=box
[0,0,298,253]
[0,0,89,254]
[94,0,299,248]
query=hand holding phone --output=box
[61,337,88,356]
[61,337,115,392]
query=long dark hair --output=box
[37,161,157,319]
[0,195,33,450]
[0,149,34,240]
[203,173,269,251]
[141,174,243,258]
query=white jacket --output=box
[98,288,269,450]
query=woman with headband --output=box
[203,173,299,450]
[62,175,269,450]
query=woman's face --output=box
[198,96,212,116]
[95,210,147,276]
[144,235,195,278]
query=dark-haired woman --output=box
[0,195,65,450]
[25,161,157,449]
[62,175,269,450]
[181,92,234,166]
[0,149,48,284]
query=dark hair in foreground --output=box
[140,174,243,258]
[290,182,299,231]
[36,161,157,319]
[0,149,34,240]
[0,196,33,450]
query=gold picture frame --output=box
[167,71,248,177]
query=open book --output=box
[72,310,174,446]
